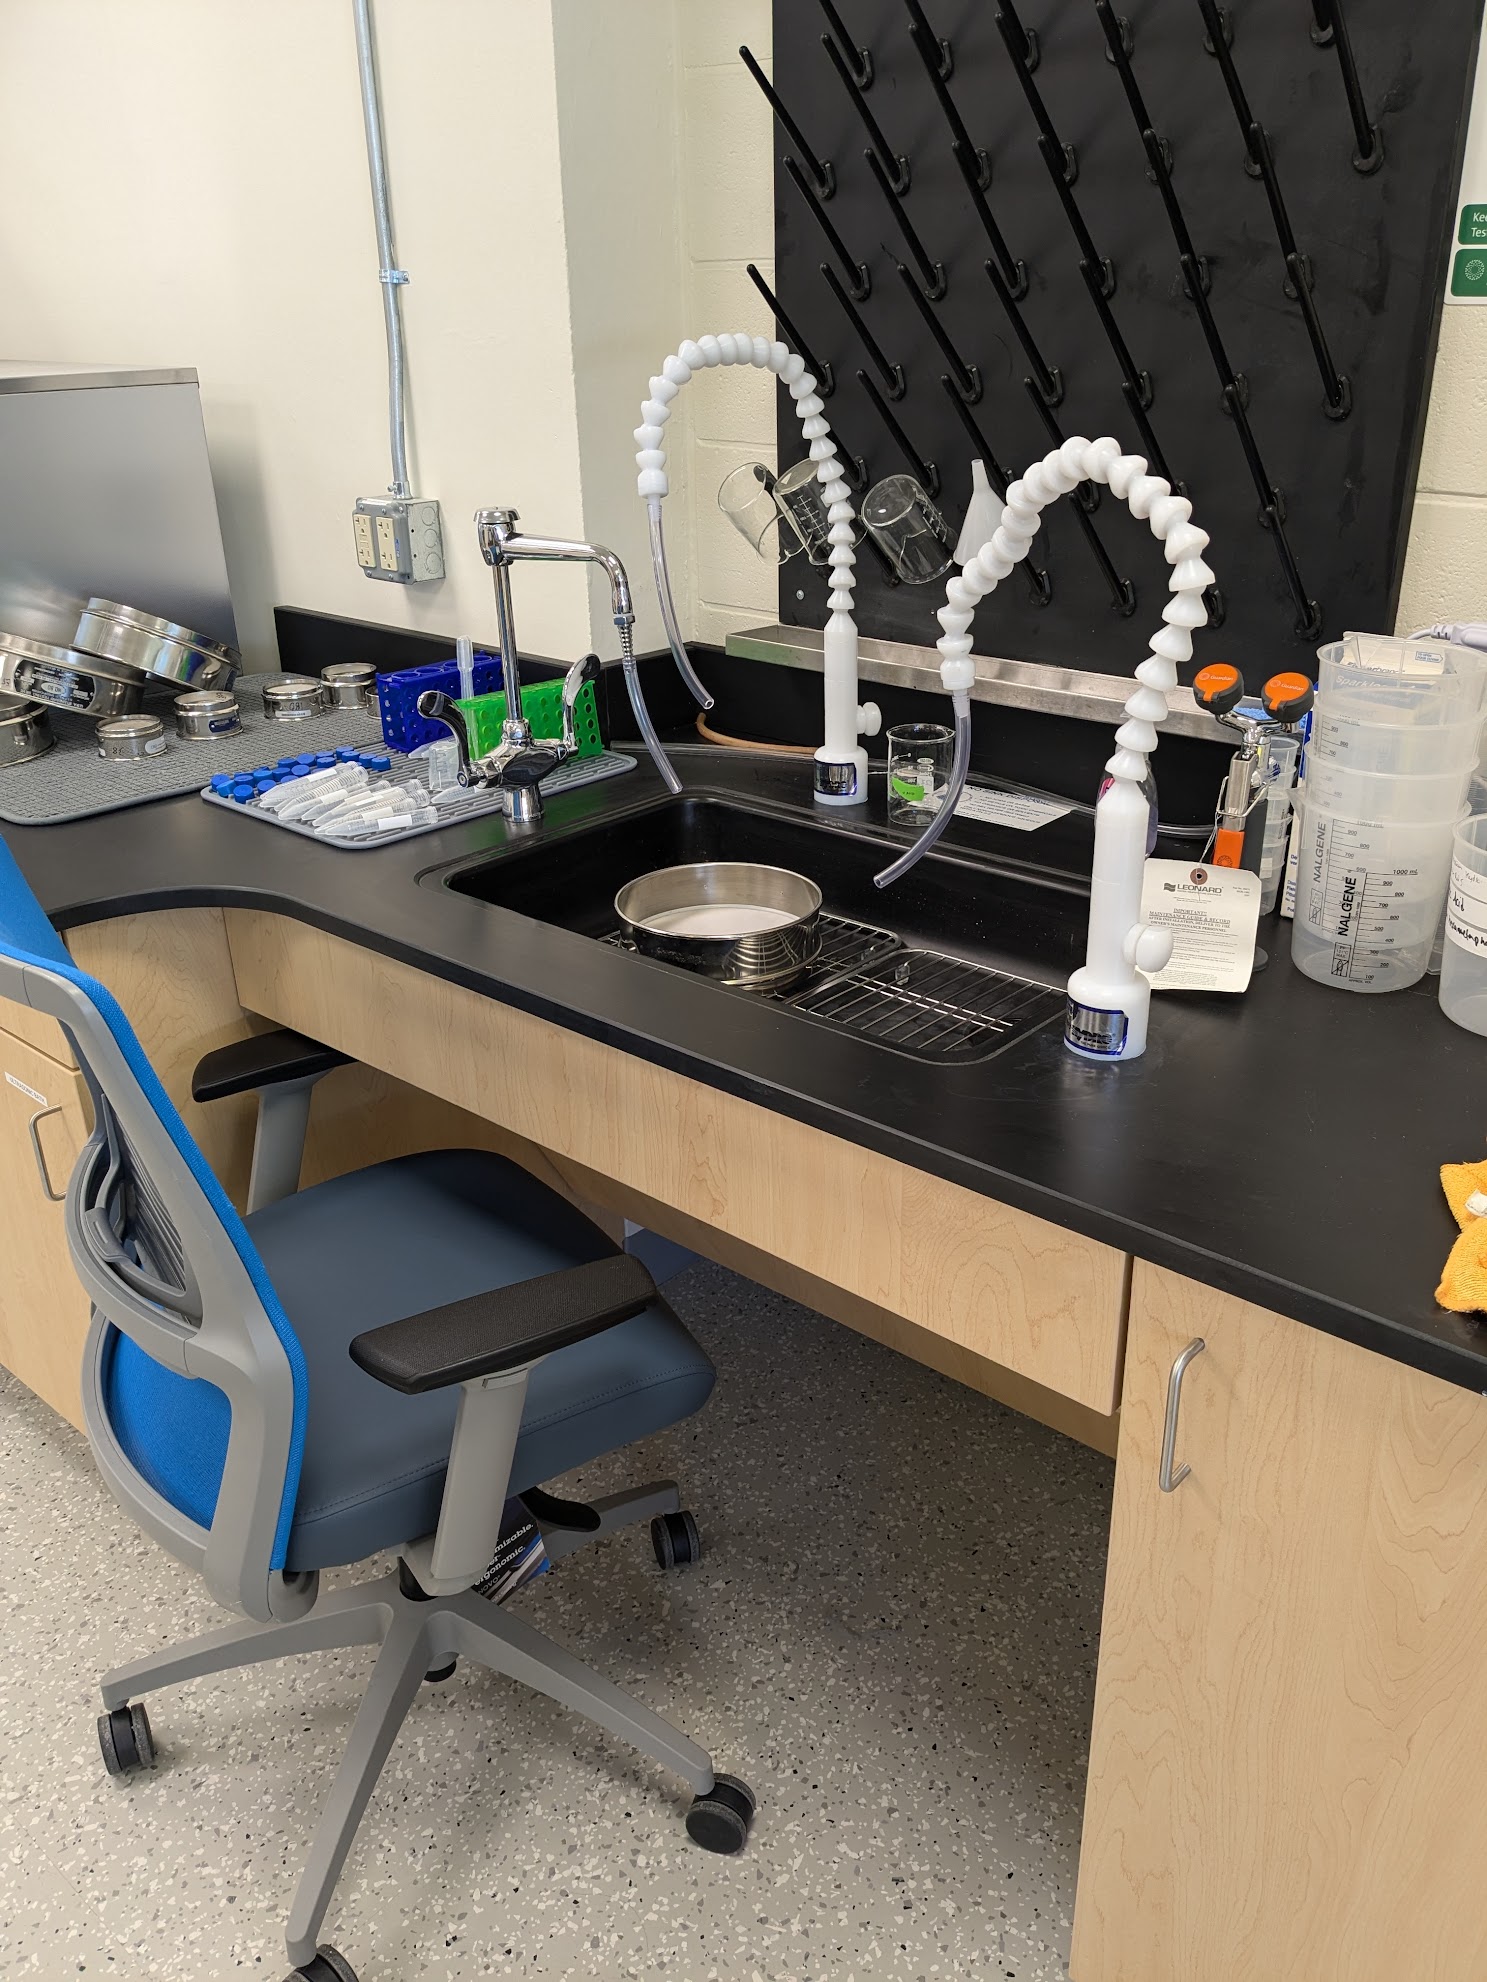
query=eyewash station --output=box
[5,7,1487,1982]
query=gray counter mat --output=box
[201,749,638,849]
[0,700,386,826]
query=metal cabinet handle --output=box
[1159,1337,1206,1492]
[27,1104,67,1203]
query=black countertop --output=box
[8,741,1486,1396]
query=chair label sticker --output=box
[4,1069,47,1106]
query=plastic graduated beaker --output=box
[1302,754,1477,820]
[1308,710,1482,776]
[1440,815,1487,1033]
[1317,635,1487,729]
[1290,797,1459,992]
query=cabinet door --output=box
[0,1029,93,1430]
[1072,1263,1487,1982]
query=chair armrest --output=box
[349,1252,657,1395]
[192,1028,351,1103]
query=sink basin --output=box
[436,794,1082,1062]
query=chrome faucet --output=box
[416,506,636,826]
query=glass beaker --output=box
[861,474,955,584]
[718,463,802,564]
[887,723,954,821]
[773,457,861,567]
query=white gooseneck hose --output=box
[884,433,1215,1063]
[635,333,881,803]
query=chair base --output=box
[97,1482,736,1972]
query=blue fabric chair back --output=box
[0,838,309,1611]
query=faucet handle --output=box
[561,652,602,753]
[416,690,477,786]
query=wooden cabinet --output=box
[1072,1263,1487,1982]
[0,1024,93,1430]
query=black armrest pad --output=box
[192,1028,351,1103]
[349,1252,658,1395]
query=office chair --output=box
[0,840,754,1982]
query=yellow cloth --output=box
[1436,1161,1487,1312]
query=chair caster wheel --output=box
[686,1772,756,1854]
[98,1702,156,1778]
[651,1508,701,1569]
[286,1946,359,1982]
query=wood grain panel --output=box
[0,1030,92,1428]
[1073,1263,1487,1982]
[0,998,76,1068]
[226,910,1128,1411]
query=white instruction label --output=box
[1446,858,1487,955]
[4,1069,47,1107]
[954,786,1072,832]
[1139,860,1261,993]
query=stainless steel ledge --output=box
[725,622,1228,744]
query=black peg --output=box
[822,34,909,194]
[1179,251,1245,412]
[1095,3,1160,151]
[785,156,870,302]
[938,378,1053,606]
[857,369,938,496]
[996,0,1041,73]
[1103,14,1135,62]
[952,142,1024,296]
[1038,135,1113,295]
[1245,125,1303,284]
[1193,0,1261,176]
[739,46,834,201]
[1023,384,1098,515]
[897,264,979,402]
[822,262,904,398]
[995,12,1072,180]
[1145,135,1209,293]
[1118,379,1182,495]
[905,0,953,77]
[744,263,835,398]
[1308,0,1335,47]
[1286,254,1352,418]
[816,0,873,88]
[1264,504,1323,638]
[1221,380,1281,521]
[1200,6,1234,55]
[909,20,989,189]
[864,147,945,299]
[983,255,1061,406]
[1079,261,1149,406]
[1318,0,1382,172]
[1022,382,1136,613]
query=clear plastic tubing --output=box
[617,619,683,796]
[873,691,972,888]
[647,500,714,711]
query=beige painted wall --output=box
[0,0,683,668]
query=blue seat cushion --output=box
[106,1150,714,1573]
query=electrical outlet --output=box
[352,496,444,583]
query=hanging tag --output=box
[1139,859,1261,992]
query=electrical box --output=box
[352,496,444,584]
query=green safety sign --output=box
[1461,204,1487,244]
[1452,246,1487,297]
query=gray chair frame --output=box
[1,952,718,1974]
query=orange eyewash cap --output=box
[1194,662,1245,714]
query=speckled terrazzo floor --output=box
[0,1259,1113,1981]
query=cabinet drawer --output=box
[0,996,77,1071]
[0,1032,93,1429]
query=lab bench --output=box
[4,740,1487,1982]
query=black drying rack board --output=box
[759,0,1484,681]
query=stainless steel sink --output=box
[436,793,1080,1063]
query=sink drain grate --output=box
[787,947,1064,1064]
[605,912,1060,1063]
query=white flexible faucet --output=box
[884,433,1216,1064]
[634,333,881,803]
